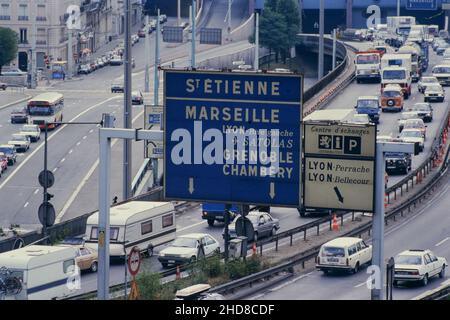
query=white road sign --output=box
[304,157,375,212]
[304,123,376,158]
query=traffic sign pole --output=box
[371,142,385,300]
[371,142,415,300]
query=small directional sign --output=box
[406,0,437,10]
[304,158,375,212]
[303,123,376,212]
[162,26,183,43]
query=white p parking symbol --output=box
[344,137,361,155]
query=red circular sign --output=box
[127,246,141,276]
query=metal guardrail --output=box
[210,146,450,297]
[131,158,150,196]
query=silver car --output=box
[226,211,280,242]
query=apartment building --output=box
[0,0,121,72]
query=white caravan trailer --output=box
[85,201,176,258]
[0,245,78,300]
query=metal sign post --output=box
[123,0,133,201]
[98,120,163,300]
[371,142,414,300]
[191,0,197,68]
[318,0,324,79]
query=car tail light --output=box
[317,256,320,264]
[410,270,419,275]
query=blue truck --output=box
[355,96,381,124]
[202,203,239,226]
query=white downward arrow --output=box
[189,177,194,194]
[269,182,275,199]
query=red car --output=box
[0,152,8,175]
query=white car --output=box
[109,55,123,66]
[424,84,445,102]
[418,76,439,93]
[158,233,220,268]
[8,133,31,152]
[20,124,41,142]
[398,111,421,132]
[394,249,448,286]
[349,113,370,125]
[399,129,425,152]
[316,237,372,274]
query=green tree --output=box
[259,8,288,65]
[276,0,300,62]
[0,27,18,75]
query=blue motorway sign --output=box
[406,0,437,10]
[164,70,302,206]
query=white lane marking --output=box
[0,96,119,191]
[34,188,39,194]
[385,182,450,237]
[61,158,65,163]
[89,129,94,133]
[52,167,58,173]
[56,109,145,222]
[69,149,73,154]
[24,202,29,208]
[76,141,81,146]
[177,220,207,232]
[248,293,265,300]
[83,136,87,140]
[435,237,450,247]
[354,282,367,288]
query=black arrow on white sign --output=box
[334,186,344,203]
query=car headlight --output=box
[159,252,165,257]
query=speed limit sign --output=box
[127,246,141,276]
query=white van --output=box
[316,237,372,274]
[0,245,78,300]
[85,201,176,258]
[432,64,450,86]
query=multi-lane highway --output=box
[252,171,449,300]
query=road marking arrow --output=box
[189,177,194,194]
[334,186,344,203]
[269,182,275,199]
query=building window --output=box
[36,4,46,21]
[18,4,28,21]
[0,3,10,20]
[19,28,28,44]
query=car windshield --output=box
[28,106,53,116]
[357,100,379,109]
[322,247,345,257]
[426,85,442,91]
[401,131,422,138]
[383,90,400,97]
[172,237,198,248]
[410,104,430,111]
[421,78,437,83]
[433,67,450,73]
[405,121,423,128]
[0,147,13,154]
[386,152,406,157]
[383,70,406,79]
[396,255,422,265]
[356,55,379,64]
[22,126,37,132]
[12,135,27,141]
